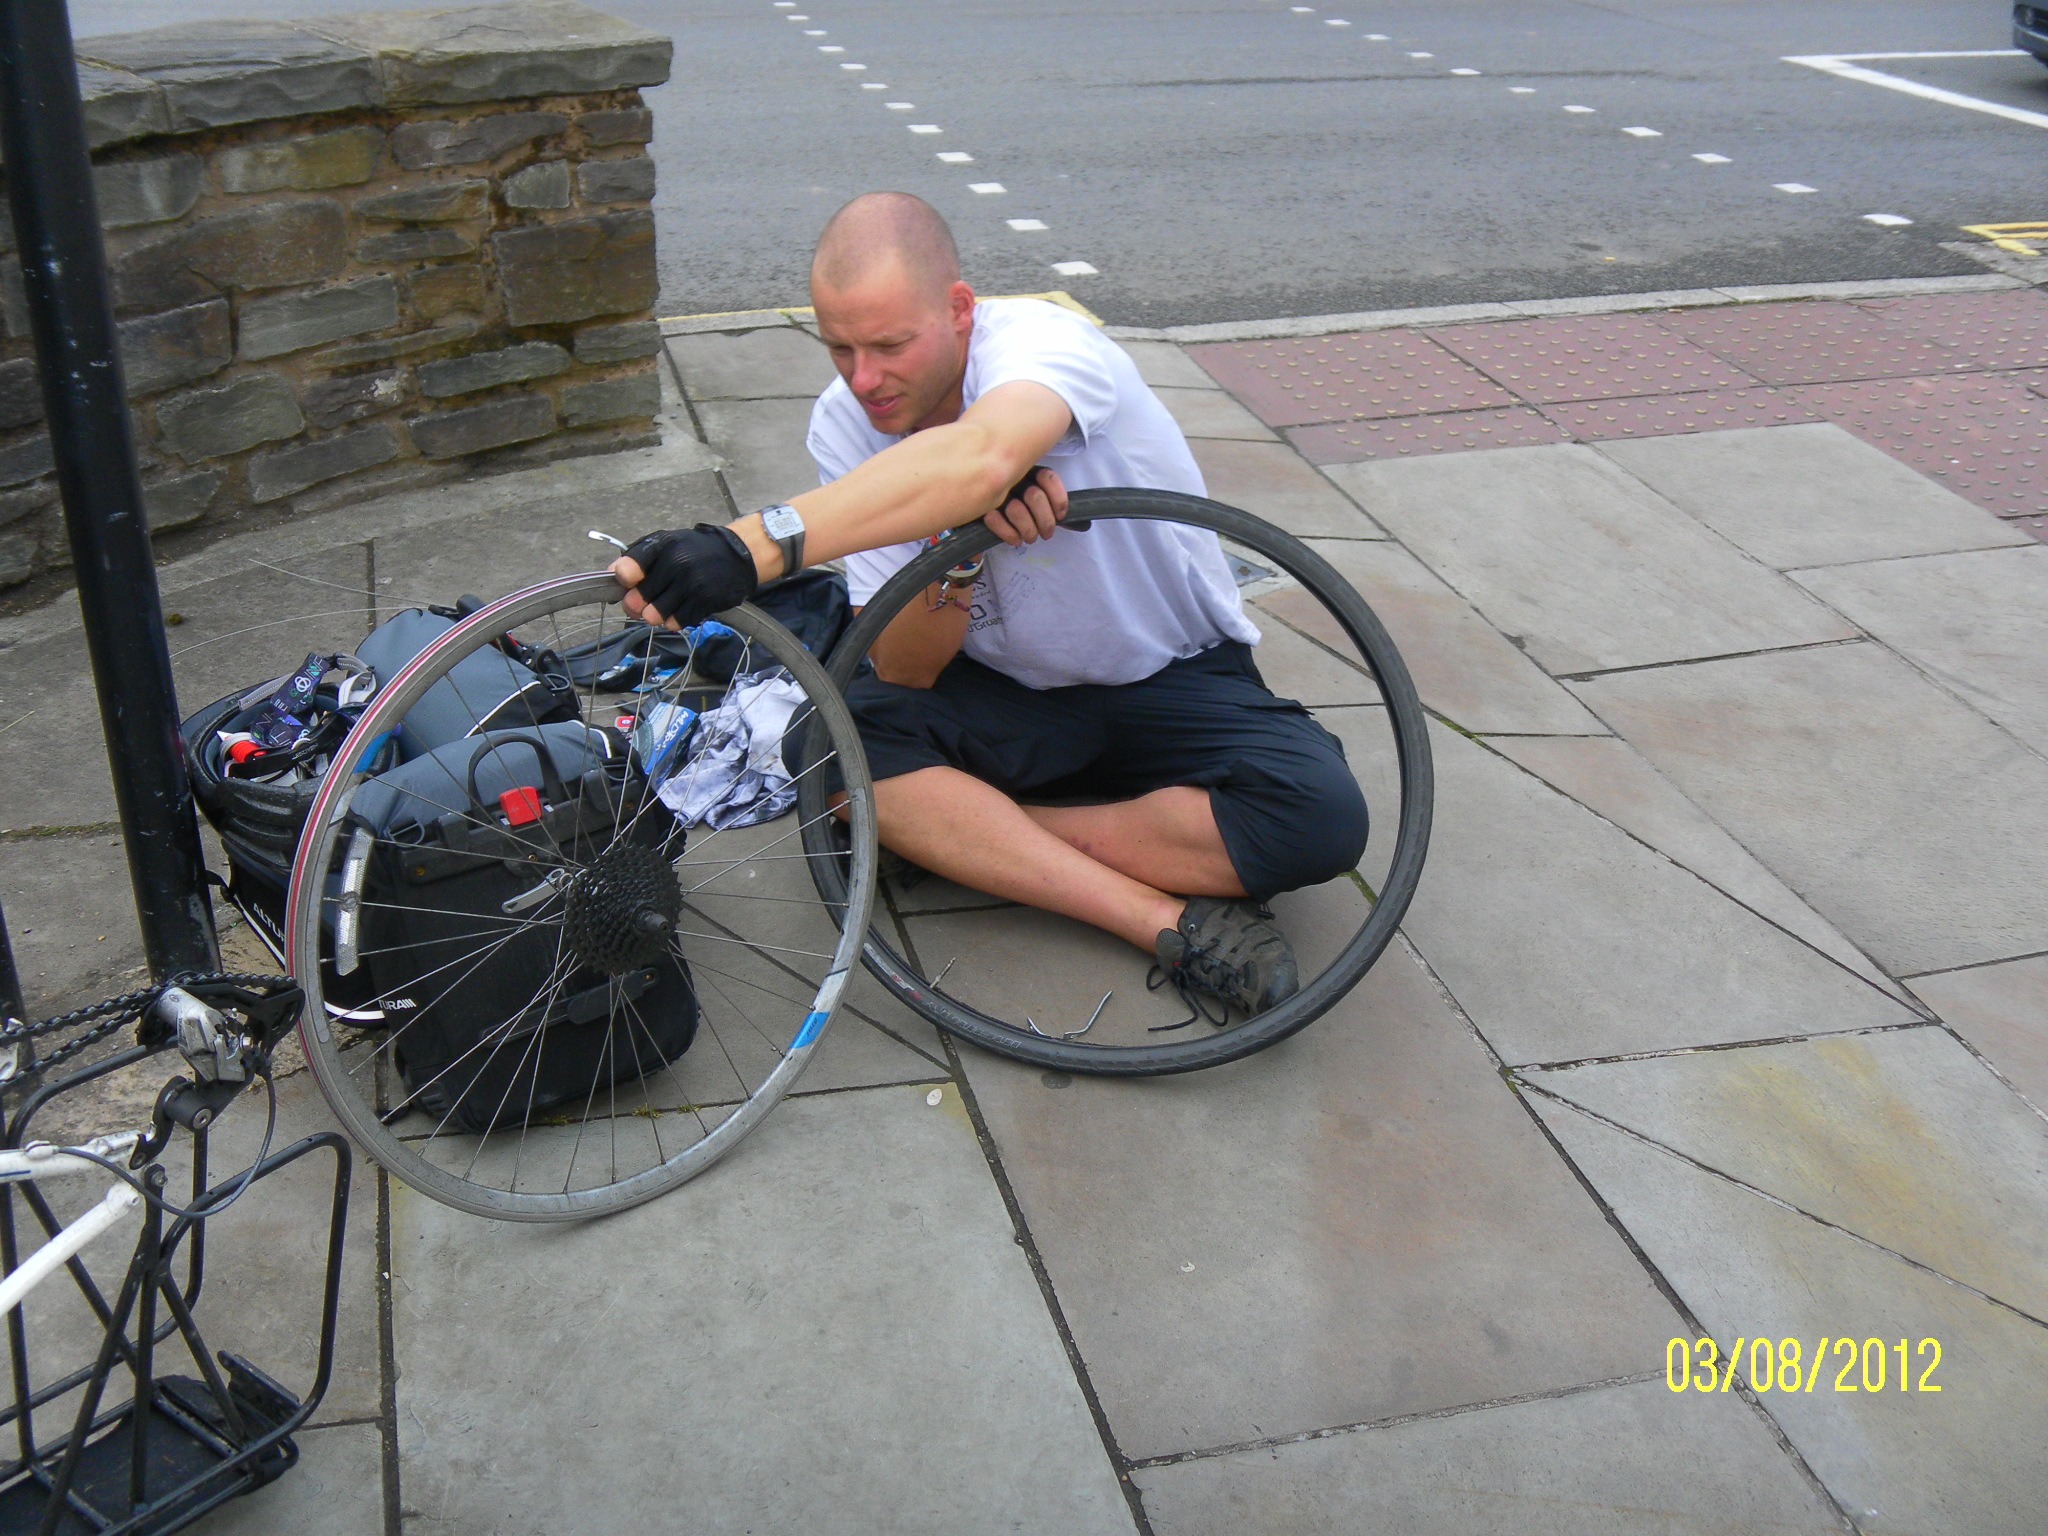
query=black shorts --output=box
[844,641,1368,901]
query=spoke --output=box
[672,926,836,962]
[462,938,574,1181]
[384,947,574,1130]
[344,917,555,1081]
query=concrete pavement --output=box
[5,280,2048,1531]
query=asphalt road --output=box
[73,0,2048,326]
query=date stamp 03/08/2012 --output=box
[1667,1337,1943,1396]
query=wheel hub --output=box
[562,843,682,975]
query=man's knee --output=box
[1212,752,1369,899]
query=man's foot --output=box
[1152,897,1300,1021]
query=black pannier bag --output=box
[345,725,697,1135]
[185,603,699,1132]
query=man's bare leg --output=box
[1022,788,1247,899]
[873,767,1184,951]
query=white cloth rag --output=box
[656,670,806,829]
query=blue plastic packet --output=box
[633,700,698,780]
[247,653,326,748]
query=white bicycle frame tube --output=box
[0,1133,147,1315]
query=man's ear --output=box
[948,280,976,334]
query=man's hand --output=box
[984,465,1068,547]
[610,524,759,630]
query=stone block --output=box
[0,358,41,431]
[310,317,477,369]
[93,155,202,229]
[238,276,399,361]
[112,199,347,312]
[572,320,660,364]
[78,22,376,132]
[388,111,566,171]
[247,423,400,502]
[142,469,221,530]
[0,524,35,587]
[577,155,654,204]
[578,107,652,147]
[0,261,25,338]
[405,265,484,321]
[0,433,53,486]
[492,209,655,326]
[502,158,570,209]
[155,372,303,462]
[0,482,55,528]
[561,370,659,427]
[117,299,233,397]
[75,63,170,150]
[215,125,383,193]
[406,393,554,458]
[417,341,569,398]
[353,228,475,262]
[320,4,673,107]
[301,368,411,429]
[354,178,488,222]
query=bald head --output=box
[812,192,961,304]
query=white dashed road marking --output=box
[1365,33,1388,40]
[909,124,941,133]
[1051,261,1098,276]
[969,182,1006,194]
[840,63,865,70]
[861,82,887,89]
[1325,18,1350,26]
[1563,104,1595,113]
[1622,126,1661,137]
[1450,67,1481,75]
[1407,51,1433,59]
[1693,152,1731,163]
[886,101,914,109]
[1509,85,1535,93]
[1864,213,1913,226]
[936,151,973,163]
[818,44,843,53]
[1007,218,1049,231]
[1775,182,1817,193]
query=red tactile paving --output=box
[1186,331,1515,428]
[1288,407,1570,464]
[2016,368,2048,400]
[2012,515,2048,545]
[1424,313,1761,404]
[1790,373,2048,519]
[1541,387,1823,441]
[1853,289,2048,371]
[1652,301,1976,386]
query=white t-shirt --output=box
[806,297,1260,690]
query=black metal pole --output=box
[0,895,23,1024]
[0,0,216,978]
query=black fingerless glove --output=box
[622,523,759,627]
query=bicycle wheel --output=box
[287,573,877,1220]
[801,488,1431,1076]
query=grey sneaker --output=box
[1150,897,1300,1025]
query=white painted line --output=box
[861,82,887,89]
[1289,6,1312,11]
[1783,52,2048,131]
[1365,33,1388,40]
[936,151,974,163]
[1407,51,1433,59]
[803,28,824,35]
[1622,126,1661,137]
[909,124,941,133]
[1863,213,1913,226]
[1052,261,1099,277]
[1774,182,1817,193]
[1449,67,1481,76]
[1007,218,1048,231]
[1563,104,1595,113]
[969,182,1006,194]
[886,101,915,109]
[774,3,794,9]
[1509,85,1535,93]
[840,62,866,70]
[1693,152,1730,163]
[818,44,844,53]
[1325,17,1350,25]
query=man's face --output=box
[813,262,974,436]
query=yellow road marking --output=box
[658,290,1104,326]
[1962,221,2048,256]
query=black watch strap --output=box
[760,503,805,578]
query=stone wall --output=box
[0,2,673,591]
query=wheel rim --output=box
[288,572,877,1219]
[801,489,1432,1076]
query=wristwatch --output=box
[760,503,806,578]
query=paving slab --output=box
[1532,1096,2048,1536]
[1424,312,1761,404]
[691,396,822,510]
[1572,642,2048,975]
[1401,724,1915,1065]
[1487,735,1907,1001]
[667,325,837,401]
[1331,444,1855,675]
[1153,386,1280,442]
[1597,423,2030,571]
[1287,406,1570,465]
[1908,955,2048,1119]
[1184,331,1515,428]
[1132,1379,1840,1536]
[392,1084,1133,1535]
[1258,537,1606,736]
[1792,545,2048,756]
[1189,438,1384,539]
[952,940,1680,1459]
[1241,604,1380,708]
[1542,385,1823,443]
[1525,1027,2048,1319]
[0,831,146,1015]
[1119,338,1221,391]
[201,1424,384,1536]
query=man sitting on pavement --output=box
[612,192,1367,1019]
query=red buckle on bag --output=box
[499,786,544,827]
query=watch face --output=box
[763,505,802,538]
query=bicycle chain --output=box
[1,973,297,1077]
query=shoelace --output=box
[1144,938,1235,1033]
